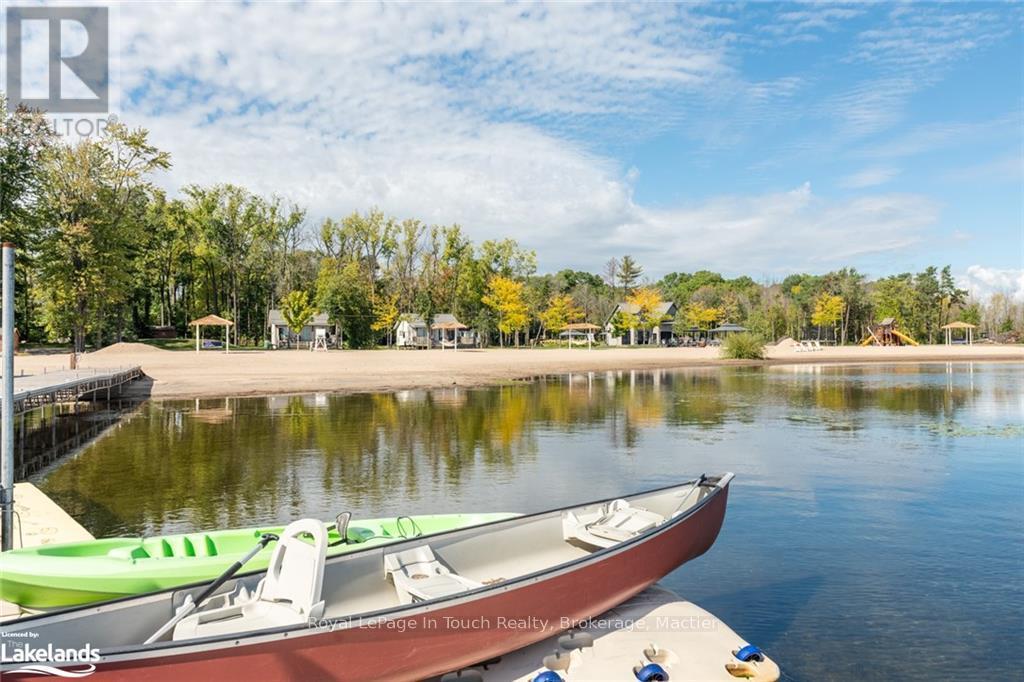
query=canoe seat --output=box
[173,519,327,640]
[563,500,665,549]
[384,545,482,604]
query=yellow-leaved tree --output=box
[371,291,399,346]
[685,302,723,331]
[482,276,529,347]
[539,294,583,344]
[626,287,669,344]
[811,293,844,341]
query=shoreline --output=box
[13,344,1024,401]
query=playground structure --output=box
[860,317,919,346]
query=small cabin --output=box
[267,309,331,348]
[395,313,475,349]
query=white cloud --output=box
[849,5,1012,71]
[821,5,1015,140]
[606,182,937,275]
[959,266,1024,302]
[19,2,957,276]
[942,154,1024,184]
[840,167,900,189]
[854,114,1018,159]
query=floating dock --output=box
[2,366,143,416]
[438,587,780,681]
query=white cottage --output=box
[267,309,331,348]
[395,313,475,349]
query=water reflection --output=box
[33,363,1024,680]
[37,364,1003,539]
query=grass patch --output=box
[720,332,766,360]
[139,338,264,351]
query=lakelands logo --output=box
[1,642,100,678]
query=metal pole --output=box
[2,243,16,551]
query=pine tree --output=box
[617,255,643,296]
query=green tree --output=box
[479,238,536,279]
[316,258,375,348]
[960,302,982,327]
[37,123,170,351]
[871,275,917,334]
[617,255,643,295]
[0,98,55,247]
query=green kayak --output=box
[0,512,515,609]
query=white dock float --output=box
[438,587,780,682]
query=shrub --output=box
[721,332,766,360]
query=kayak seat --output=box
[562,500,666,549]
[384,545,482,605]
[173,519,327,640]
[347,527,376,543]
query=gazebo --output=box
[431,320,468,351]
[561,322,601,349]
[941,321,977,345]
[708,323,747,337]
[189,314,234,353]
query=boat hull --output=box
[4,481,729,682]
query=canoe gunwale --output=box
[5,474,733,664]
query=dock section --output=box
[437,587,780,682]
[3,366,143,416]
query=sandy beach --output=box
[11,342,1023,400]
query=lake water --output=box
[38,363,1024,680]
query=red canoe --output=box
[0,474,733,681]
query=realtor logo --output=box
[5,6,109,113]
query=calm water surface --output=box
[38,363,1024,681]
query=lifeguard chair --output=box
[310,327,329,351]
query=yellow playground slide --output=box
[891,330,919,346]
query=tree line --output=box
[1,103,1020,350]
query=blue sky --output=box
[15,1,1021,297]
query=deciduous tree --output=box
[482,276,529,347]
[280,290,316,336]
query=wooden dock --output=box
[2,366,143,416]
